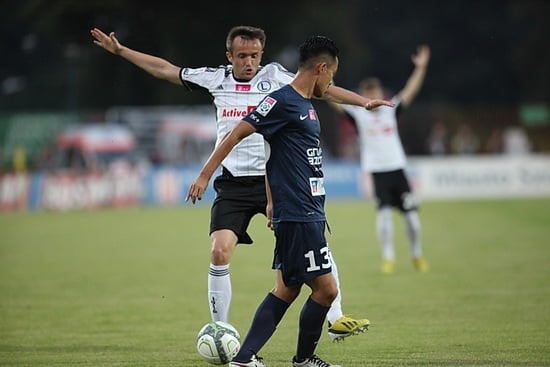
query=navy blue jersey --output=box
[243,85,326,223]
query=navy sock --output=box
[295,297,330,361]
[233,293,290,362]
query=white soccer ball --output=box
[196,321,241,365]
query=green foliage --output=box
[1,199,549,366]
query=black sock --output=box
[295,297,330,362]
[233,293,290,362]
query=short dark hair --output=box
[226,26,266,52]
[298,35,339,69]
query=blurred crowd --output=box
[426,122,532,156]
[336,112,539,162]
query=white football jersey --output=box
[343,96,407,173]
[179,63,294,176]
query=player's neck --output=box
[290,75,314,99]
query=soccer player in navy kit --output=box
[91,25,389,340]
[187,35,394,367]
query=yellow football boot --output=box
[381,259,395,274]
[328,315,370,342]
[413,257,429,272]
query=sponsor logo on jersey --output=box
[309,177,326,196]
[257,81,272,92]
[256,96,277,117]
[366,126,394,136]
[235,84,251,91]
[221,106,257,118]
[306,147,323,165]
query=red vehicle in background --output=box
[39,123,145,210]
[50,123,140,172]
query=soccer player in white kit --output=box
[331,45,431,274]
[91,25,393,339]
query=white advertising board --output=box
[409,155,550,200]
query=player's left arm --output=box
[324,84,395,110]
[398,45,430,108]
[186,121,256,204]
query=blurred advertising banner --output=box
[1,169,143,212]
[409,155,550,200]
[0,173,29,211]
[2,155,550,212]
[39,170,143,211]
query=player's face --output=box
[226,36,264,81]
[313,57,339,98]
[361,86,384,100]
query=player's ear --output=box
[226,51,233,63]
[319,62,328,75]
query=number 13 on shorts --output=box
[304,246,331,272]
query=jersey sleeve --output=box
[392,96,403,118]
[243,91,288,140]
[179,66,228,90]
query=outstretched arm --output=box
[325,85,395,110]
[90,28,182,85]
[398,45,430,108]
[186,121,257,204]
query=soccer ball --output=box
[196,321,241,365]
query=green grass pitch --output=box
[1,198,549,366]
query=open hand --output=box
[412,45,431,68]
[90,28,123,55]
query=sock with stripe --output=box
[208,263,231,322]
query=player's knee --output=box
[210,239,235,264]
[325,286,339,303]
[272,286,300,304]
[314,284,338,306]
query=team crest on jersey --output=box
[257,81,272,92]
[308,109,317,120]
[256,96,277,116]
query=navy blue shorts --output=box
[210,168,266,244]
[272,221,332,287]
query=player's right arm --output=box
[186,121,257,204]
[90,28,182,85]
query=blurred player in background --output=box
[331,45,431,274]
[91,25,391,340]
